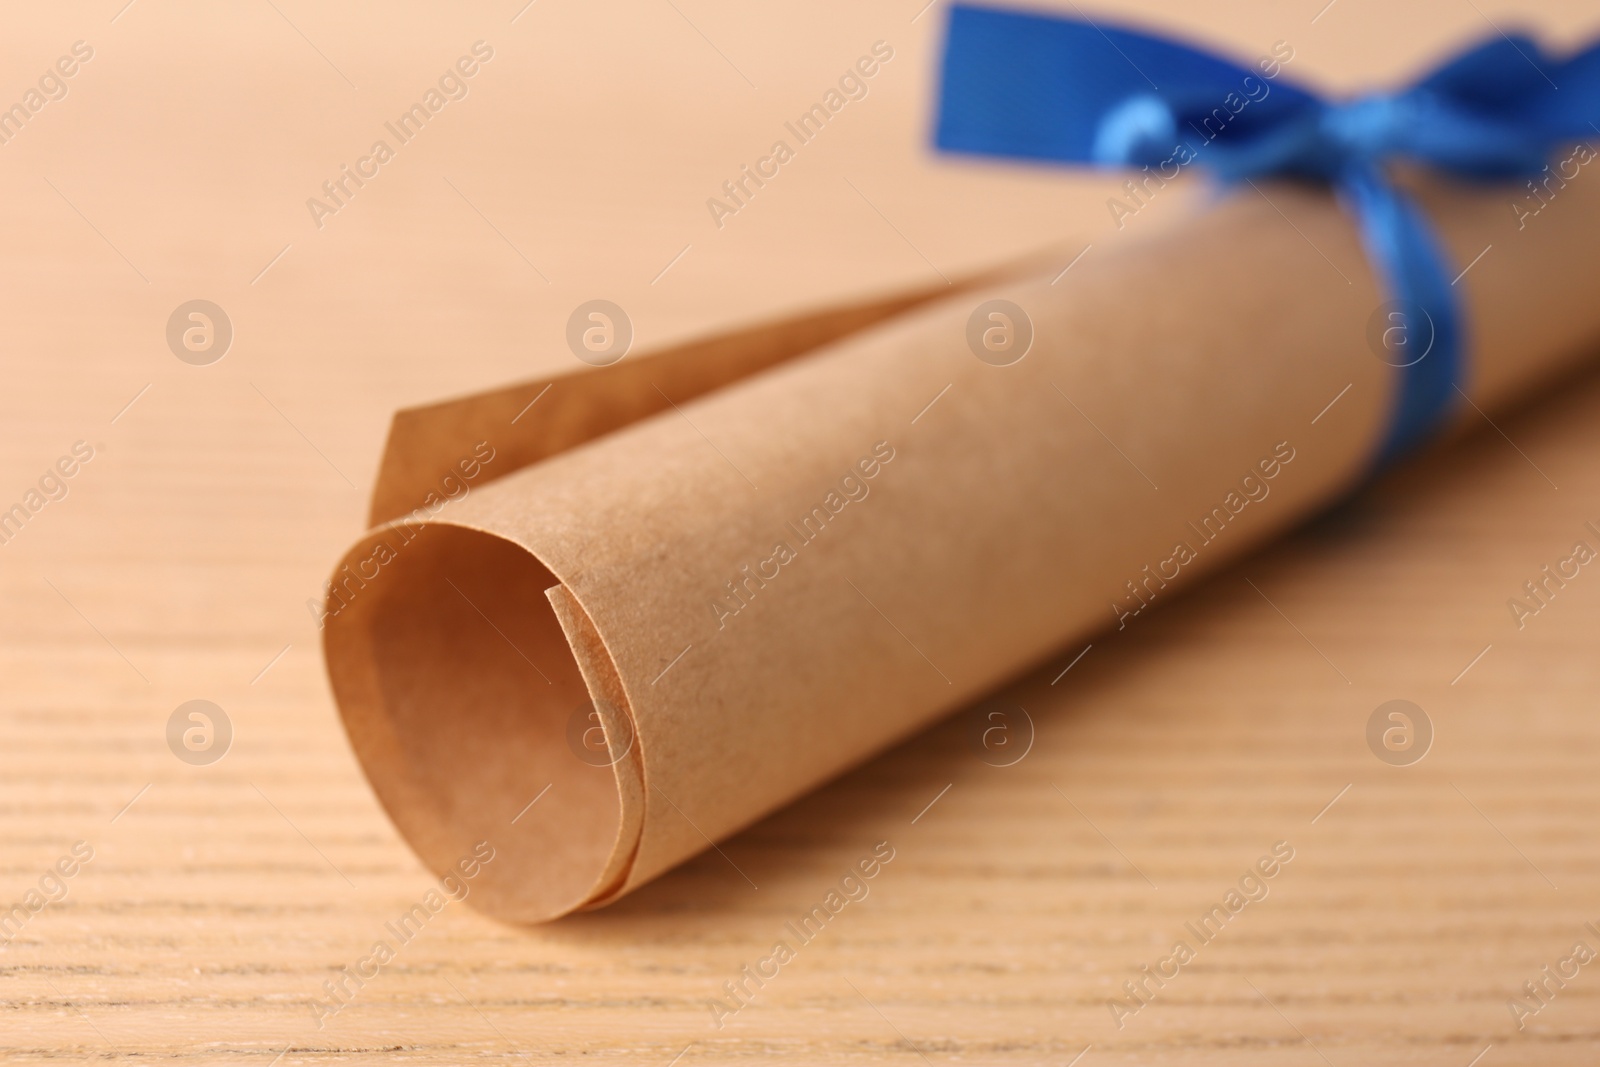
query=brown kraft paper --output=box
[322,173,1600,922]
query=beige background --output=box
[3,0,1600,1062]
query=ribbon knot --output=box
[1318,94,1413,163]
[936,4,1600,464]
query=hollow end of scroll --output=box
[321,522,637,923]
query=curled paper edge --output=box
[324,256,1053,920]
[364,253,1058,529]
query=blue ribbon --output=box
[935,4,1600,464]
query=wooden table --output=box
[3,1,1598,1062]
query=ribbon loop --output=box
[1091,96,1177,166]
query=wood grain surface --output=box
[3,1,1599,1063]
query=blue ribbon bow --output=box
[935,4,1600,464]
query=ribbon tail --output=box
[1337,165,1464,465]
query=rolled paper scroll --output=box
[322,21,1600,922]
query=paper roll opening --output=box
[322,522,635,922]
